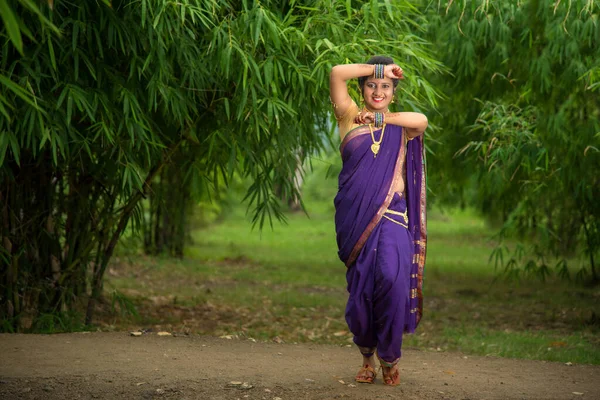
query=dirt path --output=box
[0,332,598,400]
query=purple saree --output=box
[334,124,427,363]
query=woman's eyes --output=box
[367,83,390,89]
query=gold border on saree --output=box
[384,208,408,223]
[381,214,408,229]
[340,125,372,155]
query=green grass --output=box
[106,167,600,365]
[438,328,599,364]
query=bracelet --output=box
[374,64,384,79]
[374,112,384,128]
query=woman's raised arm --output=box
[329,64,376,119]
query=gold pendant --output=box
[371,143,380,157]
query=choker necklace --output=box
[369,123,386,157]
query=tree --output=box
[424,0,600,282]
[0,0,442,331]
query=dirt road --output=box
[0,332,598,399]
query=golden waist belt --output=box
[382,208,408,228]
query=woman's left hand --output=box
[385,64,404,80]
[354,111,375,125]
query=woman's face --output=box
[362,77,395,112]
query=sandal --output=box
[378,357,400,386]
[355,364,377,384]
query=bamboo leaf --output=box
[0,99,11,122]
[0,75,41,110]
[224,97,230,120]
[47,37,57,72]
[0,0,23,54]
[7,131,20,165]
[0,131,9,166]
[18,0,60,34]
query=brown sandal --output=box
[355,364,377,384]
[378,357,400,386]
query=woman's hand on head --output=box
[354,111,374,125]
[384,64,404,80]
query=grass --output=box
[440,328,599,364]
[104,165,600,365]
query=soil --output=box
[0,332,599,400]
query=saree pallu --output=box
[334,124,427,362]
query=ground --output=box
[0,332,599,400]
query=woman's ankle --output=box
[361,353,375,367]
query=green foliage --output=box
[110,289,138,318]
[424,0,600,282]
[31,311,86,334]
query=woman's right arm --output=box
[329,64,376,119]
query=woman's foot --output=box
[355,354,377,384]
[380,362,400,386]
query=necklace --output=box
[369,123,386,157]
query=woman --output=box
[330,56,428,386]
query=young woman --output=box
[330,56,428,386]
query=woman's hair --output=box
[358,55,399,90]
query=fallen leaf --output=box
[549,341,567,348]
[338,380,345,384]
[135,382,146,386]
[565,362,573,366]
[347,384,356,388]
[157,332,171,336]
[333,331,348,337]
[572,392,584,396]
[229,381,243,385]
[129,332,142,337]
[444,370,456,375]
[220,335,233,340]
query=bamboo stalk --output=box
[85,139,184,326]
